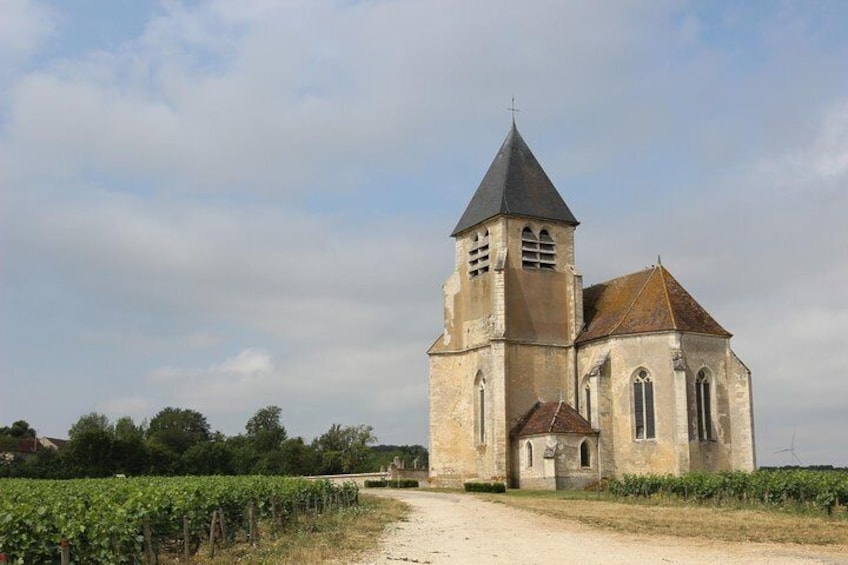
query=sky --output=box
[1,0,846,466]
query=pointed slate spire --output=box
[452,123,578,236]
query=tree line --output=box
[0,406,427,479]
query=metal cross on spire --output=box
[507,97,520,124]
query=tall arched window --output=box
[475,372,486,444]
[580,440,591,467]
[633,369,655,440]
[584,384,592,425]
[696,368,713,441]
[526,441,534,468]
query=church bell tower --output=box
[428,123,583,487]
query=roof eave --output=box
[577,328,733,345]
[452,212,579,238]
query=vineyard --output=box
[0,475,358,564]
[607,469,848,515]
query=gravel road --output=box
[355,490,847,565]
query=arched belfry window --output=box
[633,369,655,440]
[468,230,490,278]
[526,441,533,468]
[521,227,539,269]
[538,229,556,270]
[474,372,486,444]
[522,227,556,270]
[696,368,713,441]
[580,440,591,467]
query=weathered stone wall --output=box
[576,342,616,478]
[512,433,598,490]
[728,350,756,470]
[505,343,573,432]
[577,332,755,478]
[585,333,684,476]
[430,215,582,488]
[429,346,503,487]
[503,218,576,344]
[680,333,731,471]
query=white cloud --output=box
[2,1,848,458]
[0,0,55,61]
[148,348,277,412]
[96,396,151,419]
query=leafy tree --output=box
[0,420,37,438]
[18,447,68,479]
[181,440,235,475]
[146,439,179,475]
[64,413,115,477]
[115,416,146,442]
[147,407,211,456]
[112,417,148,475]
[245,406,288,452]
[279,437,320,476]
[313,424,377,474]
[68,412,113,439]
[225,434,259,475]
[370,444,429,470]
[65,428,115,477]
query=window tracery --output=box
[633,369,655,440]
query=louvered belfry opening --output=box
[468,230,490,278]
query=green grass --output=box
[471,489,848,546]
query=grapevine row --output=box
[0,475,358,564]
[607,469,848,512]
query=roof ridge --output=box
[500,126,516,215]
[608,268,655,336]
[658,266,677,329]
[549,400,564,433]
[584,266,651,291]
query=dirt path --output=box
[355,490,848,565]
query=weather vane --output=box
[507,96,520,123]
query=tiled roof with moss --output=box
[578,265,731,343]
[512,401,594,437]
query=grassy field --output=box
[168,494,408,565]
[478,489,848,546]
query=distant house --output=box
[0,437,68,463]
[0,438,39,462]
[39,437,69,451]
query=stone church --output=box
[428,123,756,489]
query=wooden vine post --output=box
[59,538,71,565]
[248,501,259,545]
[218,507,227,547]
[208,510,218,558]
[143,519,156,565]
[182,515,190,563]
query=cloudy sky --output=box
[1,0,846,466]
